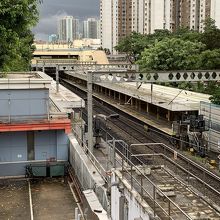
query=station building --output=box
[0,72,84,176]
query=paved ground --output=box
[0,178,79,220]
[0,179,31,220]
[31,178,77,220]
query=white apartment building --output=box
[132,0,145,33]
[58,16,80,42]
[189,0,200,30]
[83,18,100,39]
[100,0,220,54]
[100,0,114,53]
[211,0,220,29]
[58,16,73,42]
[199,0,210,31]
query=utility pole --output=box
[56,64,59,93]
[87,71,93,154]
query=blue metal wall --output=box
[0,132,27,162]
[0,89,49,122]
[0,130,69,176]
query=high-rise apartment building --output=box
[72,18,80,40]
[100,0,174,53]
[83,18,100,39]
[100,0,220,54]
[100,0,113,52]
[58,16,80,42]
[210,0,220,28]
[179,0,210,31]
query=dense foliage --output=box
[137,38,205,71]
[115,18,220,104]
[0,0,40,71]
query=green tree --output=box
[201,18,220,50]
[209,87,220,105]
[137,38,205,71]
[0,0,40,71]
[198,49,220,69]
[115,31,172,63]
[115,32,152,63]
[174,28,201,42]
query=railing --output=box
[72,64,139,71]
[71,126,108,182]
[139,142,220,182]
[102,130,193,219]
[71,124,219,219]
[0,112,68,123]
[107,140,193,220]
[35,59,97,65]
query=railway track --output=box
[93,100,220,207]
[60,78,220,209]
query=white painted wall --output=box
[151,0,165,32]
[100,0,113,52]
[211,0,220,29]
[132,0,145,34]
[144,0,151,34]
[138,0,145,34]
[132,0,138,32]
[190,0,200,30]
[111,173,151,220]
[112,0,119,54]
[199,0,206,31]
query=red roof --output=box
[0,119,72,134]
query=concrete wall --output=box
[69,134,109,212]
[0,130,69,176]
[0,89,49,122]
[111,172,153,220]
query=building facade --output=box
[210,0,220,29]
[100,0,220,54]
[83,18,100,39]
[0,73,72,176]
[100,0,113,52]
[58,16,80,42]
[48,34,58,43]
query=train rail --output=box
[60,78,220,209]
[93,100,220,207]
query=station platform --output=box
[62,70,211,137]
[63,70,210,112]
[62,79,174,135]
[50,80,85,113]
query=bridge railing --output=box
[70,64,139,72]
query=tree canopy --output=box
[115,18,220,71]
[0,0,40,71]
[137,38,205,71]
[115,18,220,104]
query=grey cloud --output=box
[33,0,99,40]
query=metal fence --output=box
[200,101,220,152]
[71,123,220,219]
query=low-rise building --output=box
[0,72,84,176]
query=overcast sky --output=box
[33,0,100,40]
